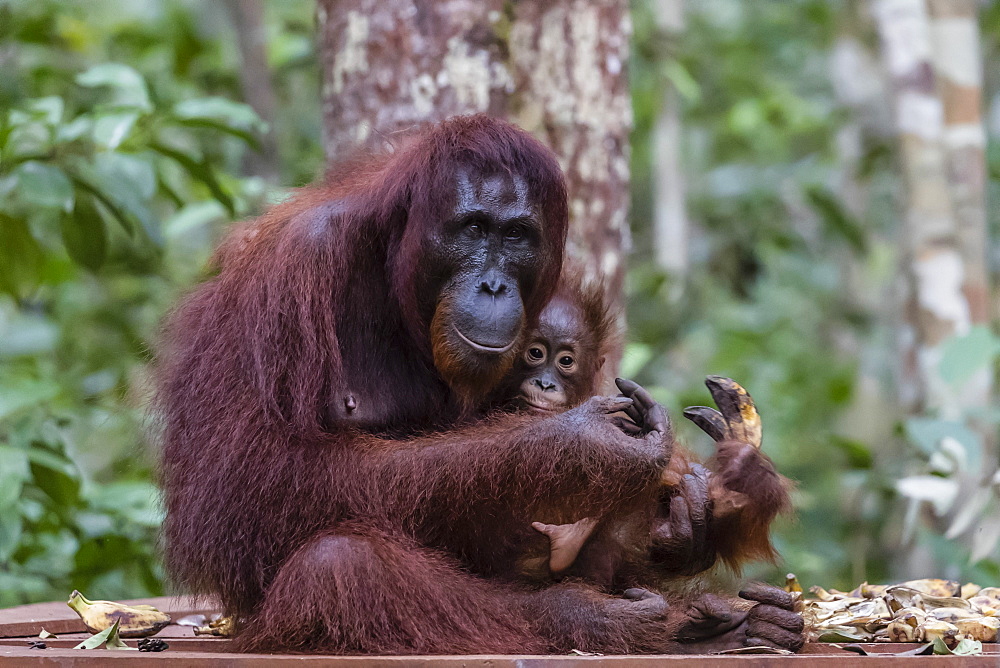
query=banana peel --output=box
[802,579,1000,644]
[683,376,762,449]
[194,615,234,637]
[67,590,170,638]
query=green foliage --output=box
[629,0,1000,588]
[0,0,319,605]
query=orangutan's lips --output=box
[521,398,558,413]
[452,326,517,354]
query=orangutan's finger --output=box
[683,406,729,442]
[691,593,732,623]
[612,416,644,436]
[739,583,795,610]
[747,619,805,652]
[749,604,804,633]
[588,396,634,414]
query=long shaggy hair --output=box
[156,115,568,619]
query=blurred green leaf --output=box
[13,161,74,211]
[89,481,164,528]
[72,154,159,243]
[173,96,266,133]
[620,342,655,379]
[0,512,24,562]
[61,191,107,271]
[163,200,226,239]
[830,436,873,469]
[151,142,235,216]
[76,64,151,111]
[92,112,139,149]
[904,417,979,458]
[29,450,82,509]
[0,446,30,509]
[0,377,59,421]
[0,214,44,297]
[933,637,982,656]
[937,326,1000,386]
[24,97,64,125]
[805,185,867,254]
[662,60,701,103]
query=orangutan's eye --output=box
[558,355,574,368]
[505,225,524,241]
[527,346,545,363]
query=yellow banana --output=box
[67,590,171,638]
[683,376,763,449]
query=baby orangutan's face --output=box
[514,297,599,413]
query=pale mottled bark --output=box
[872,0,990,417]
[506,1,632,303]
[650,0,687,283]
[317,0,632,311]
[928,0,989,327]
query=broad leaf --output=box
[0,446,29,509]
[0,512,23,563]
[14,161,73,211]
[92,112,139,149]
[173,97,266,133]
[151,142,235,216]
[0,376,59,421]
[904,418,981,471]
[896,475,958,516]
[61,191,107,271]
[937,326,1000,386]
[76,64,151,111]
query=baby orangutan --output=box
[498,279,791,585]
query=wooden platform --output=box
[2,597,998,665]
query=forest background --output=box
[2,0,1000,606]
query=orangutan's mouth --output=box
[520,397,559,413]
[453,326,517,354]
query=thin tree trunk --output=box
[874,0,993,575]
[928,0,991,333]
[224,0,281,181]
[650,0,688,284]
[316,0,632,315]
[872,0,990,418]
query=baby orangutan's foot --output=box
[531,517,599,575]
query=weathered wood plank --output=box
[1,646,999,666]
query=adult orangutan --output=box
[156,114,803,654]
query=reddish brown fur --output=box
[707,441,793,571]
[156,115,713,655]
[559,268,622,399]
[157,115,800,655]
[500,274,791,582]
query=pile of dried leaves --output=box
[789,575,1000,646]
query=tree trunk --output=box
[316,0,632,311]
[874,0,994,575]
[650,0,688,285]
[872,0,991,418]
[224,0,281,182]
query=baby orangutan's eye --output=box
[558,355,574,368]
[527,346,545,363]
